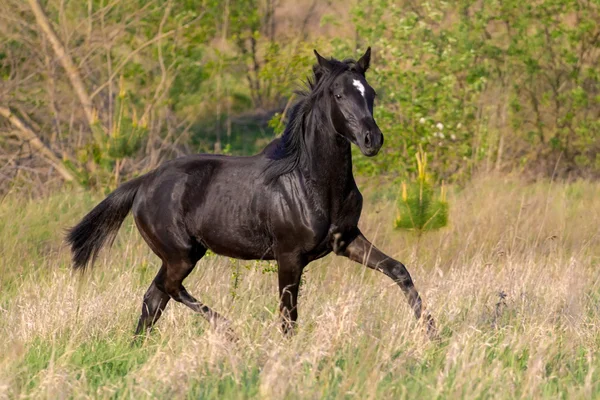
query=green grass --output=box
[1,177,600,398]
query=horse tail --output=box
[66,175,146,271]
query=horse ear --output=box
[314,49,333,71]
[357,47,371,73]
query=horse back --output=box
[133,154,274,260]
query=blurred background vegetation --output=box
[0,0,598,193]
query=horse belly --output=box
[199,226,274,260]
[192,186,274,261]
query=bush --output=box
[395,146,449,235]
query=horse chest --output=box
[302,188,363,258]
[270,172,363,256]
[331,186,363,227]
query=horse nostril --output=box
[365,131,372,147]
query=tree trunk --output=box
[0,106,77,183]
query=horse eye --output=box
[335,94,342,99]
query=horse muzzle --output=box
[358,126,383,157]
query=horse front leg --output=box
[276,253,306,336]
[336,230,437,338]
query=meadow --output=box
[1,176,599,399]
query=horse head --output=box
[313,47,383,157]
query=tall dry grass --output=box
[0,176,599,398]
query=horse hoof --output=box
[222,327,240,343]
[423,313,439,342]
[213,320,239,343]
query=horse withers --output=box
[67,48,436,339]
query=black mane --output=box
[262,57,365,183]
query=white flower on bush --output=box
[436,122,444,130]
[419,117,426,124]
[450,134,457,141]
[456,123,462,129]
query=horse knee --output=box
[389,262,414,288]
[143,290,167,312]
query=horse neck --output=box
[300,105,355,188]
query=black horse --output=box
[67,48,435,337]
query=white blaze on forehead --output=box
[352,79,365,98]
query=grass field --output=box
[1,176,599,399]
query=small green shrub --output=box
[395,146,448,236]
[66,76,148,189]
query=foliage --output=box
[0,0,598,190]
[349,0,600,180]
[0,0,224,189]
[67,77,148,188]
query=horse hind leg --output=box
[134,264,170,337]
[163,257,235,339]
[130,199,232,337]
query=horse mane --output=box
[262,56,365,183]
